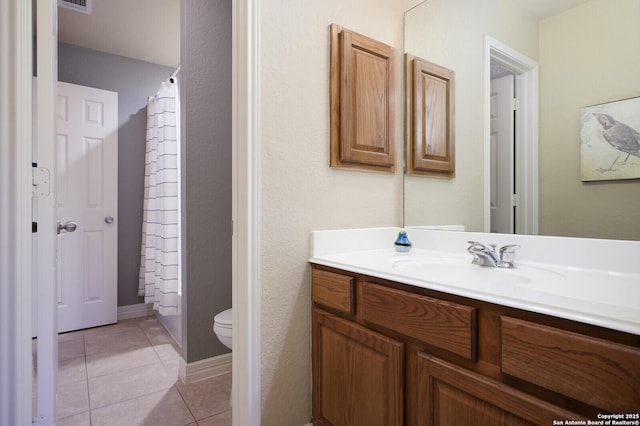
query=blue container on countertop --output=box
[394,230,412,252]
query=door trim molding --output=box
[484,36,539,235]
[34,0,60,423]
[232,0,261,425]
[0,1,34,423]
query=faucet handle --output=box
[499,244,520,267]
[467,241,486,250]
[466,241,484,265]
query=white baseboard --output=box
[179,352,232,384]
[117,303,154,320]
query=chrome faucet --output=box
[466,241,520,268]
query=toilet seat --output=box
[212,308,233,406]
[213,308,233,342]
[214,308,232,327]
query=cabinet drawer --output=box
[501,316,640,413]
[358,282,476,360]
[312,269,355,315]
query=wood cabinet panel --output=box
[406,54,455,176]
[312,308,403,426]
[330,24,396,172]
[358,281,476,360]
[311,265,639,423]
[416,354,582,425]
[501,316,640,413]
[312,269,355,315]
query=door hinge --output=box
[511,193,520,207]
[32,166,51,197]
[511,98,520,111]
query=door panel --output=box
[56,81,118,333]
[490,74,515,234]
[313,308,404,425]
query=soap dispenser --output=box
[394,230,412,252]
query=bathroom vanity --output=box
[309,228,640,425]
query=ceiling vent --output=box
[58,0,92,15]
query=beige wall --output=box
[403,0,539,230]
[259,0,404,423]
[538,0,640,240]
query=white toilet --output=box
[213,308,233,406]
[213,308,233,350]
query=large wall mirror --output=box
[404,0,640,241]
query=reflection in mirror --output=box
[404,0,640,241]
[489,62,516,234]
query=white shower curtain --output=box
[139,80,181,316]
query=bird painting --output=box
[592,113,640,172]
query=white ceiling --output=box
[57,0,180,67]
[58,0,589,68]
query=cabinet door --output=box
[313,308,403,426]
[415,354,582,426]
[330,24,396,172]
[406,55,455,176]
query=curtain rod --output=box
[169,65,181,83]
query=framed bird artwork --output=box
[580,96,640,181]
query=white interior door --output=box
[56,81,118,333]
[490,74,515,234]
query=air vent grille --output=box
[58,0,92,15]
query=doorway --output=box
[490,65,516,234]
[14,1,253,424]
[484,36,539,236]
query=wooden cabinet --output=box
[405,54,455,177]
[312,309,403,426]
[311,265,640,425]
[330,24,397,173]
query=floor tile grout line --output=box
[57,317,232,425]
[82,333,95,425]
[173,381,199,423]
[86,321,164,413]
[85,320,175,417]
[85,347,166,381]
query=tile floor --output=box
[34,316,231,426]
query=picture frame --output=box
[580,96,640,181]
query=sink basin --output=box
[392,255,639,311]
[392,255,566,289]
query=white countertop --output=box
[309,227,640,335]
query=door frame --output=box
[34,1,60,424]
[0,1,35,424]
[5,0,263,424]
[483,36,539,235]
[1,0,59,423]
[232,0,262,424]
